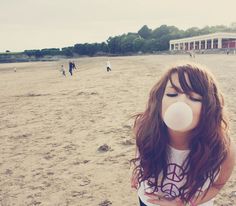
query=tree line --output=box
[22,23,236,57]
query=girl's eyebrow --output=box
[166,86,175,88]
[166,86,181,91]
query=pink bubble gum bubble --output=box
[164,102,193,131]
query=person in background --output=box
[106,60,112,72]
[72,61,77,70]
[69,61,73,76]
[61,64,66,76]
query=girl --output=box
[130,63,235,206]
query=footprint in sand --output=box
[97,144,111,152]
[73,159,90,165]
[79,177,91,186]
[43,152,55,160]
[121,139,134,146]
[71,190,86,197]
[99,200,112,206]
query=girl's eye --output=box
[189,96,202,102]
[166,93,178,97]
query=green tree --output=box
[61,47,73,57]
[138,25,152,39]
[120,33,139,53]
[107,36,122,54]
[41,48,61,56]
[133,37,145,52]
[152,25,170,39]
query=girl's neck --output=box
[168,129,190,150]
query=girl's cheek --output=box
[192,103,202,115]
[161,98,173,118]
[162,97,176,110]
[192,104,202,125]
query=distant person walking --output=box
[69,61,73,76]
[106,60,112,72]
[189,51,195,58]
[72,61,77,70]
[61,65,66,76]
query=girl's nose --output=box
[177,93,189,103]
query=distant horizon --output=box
[1,0,236,52]
[2,23,236,53]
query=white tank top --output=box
[137,145,215,206]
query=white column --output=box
[218,38,222,49]
[205,40,207,49]
[169,43,172,51]
[211,39,214,49]
[193,41,196,50]
[183,42,185,50]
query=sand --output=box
[0,54,235,206]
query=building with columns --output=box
[169,32,236,51]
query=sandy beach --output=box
[0,54,235,206]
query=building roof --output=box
[170,32,236,44]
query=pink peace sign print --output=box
[161,182,180,198]
[166,163,186,182]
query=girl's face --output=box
[162,73,202,132]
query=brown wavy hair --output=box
[131,63,230,202]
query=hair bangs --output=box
[168,69,194,95]
[169,66,206,96]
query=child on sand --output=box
[106,60,112,72]
[130,63,235,206]
[61,65,66,76]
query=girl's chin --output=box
[168,127,192,133]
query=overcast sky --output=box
[1,0,236,52]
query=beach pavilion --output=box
[169,32,236,51]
